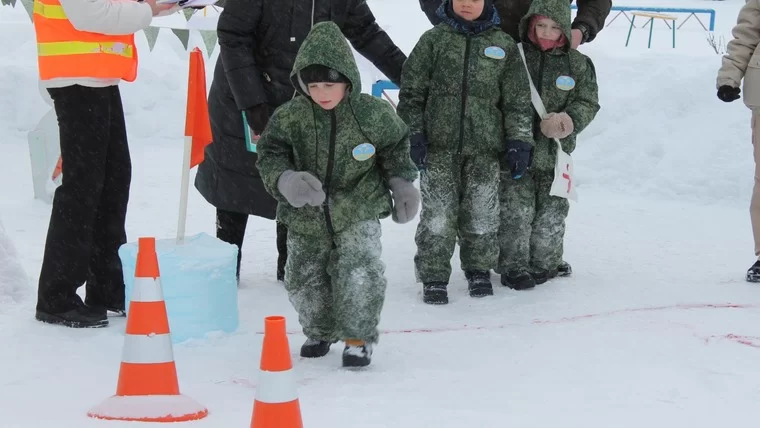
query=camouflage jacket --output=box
[518,0,600,171]
[397,1,534,157]
[256,22,418,237]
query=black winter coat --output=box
[419,0,611,43]
[194,0,406,219]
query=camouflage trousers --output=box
[498,169,569,274]
[414,152,500,283]
[284,219,387,344]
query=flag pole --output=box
[177,134,192,245]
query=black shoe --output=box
[300,338,331,358]
[36,305,108,328]
[465,271,493,298]
[84,297,125,318]
[422,282,448,304]
[342,340,373,368]
[747,260,760,283]
[276,268,285,283]
[501,271,536,290]
[557,261,572,277]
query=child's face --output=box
[308,82,347,110]
[452,0,484,22]
[535,17,562,41]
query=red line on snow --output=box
[256,302,760,337]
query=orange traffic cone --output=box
[250,316,303,428]
[87,237,209,422]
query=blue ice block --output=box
[119,232,239,343]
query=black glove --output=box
[409,133,428,171]
[717,85,740,103]
[503,140,533,179]
[244,104,271,135]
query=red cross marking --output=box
[562,163,572,193]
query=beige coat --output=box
[717,0,760,110]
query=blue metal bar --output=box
[371,80,399,97]
[570,5,715,31]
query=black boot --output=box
[342,340,373,368]
[276,221,287,282]
[422,282,448,304]
[557,261,572,277]
[465,271,493,297]
[300,338,331,358]
[747,260,760,282]
[36,301,108,328]
[501,271,536,290]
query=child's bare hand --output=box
[143,0,176,16]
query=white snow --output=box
[87,395,208,422]
[2,0,760,427]
[0,216,28,306]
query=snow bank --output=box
[0,217,28,305]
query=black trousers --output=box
[37,85,131,314]
[216,208,287,279]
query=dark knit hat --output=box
[299,64,350,85]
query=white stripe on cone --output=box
[255,369,299,404]
[130,277,165,303]
[121,333,175,364]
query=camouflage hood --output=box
[518,0,573,51]
[290,21,361,100]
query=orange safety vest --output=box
[33,0,138,82]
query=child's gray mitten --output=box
[277,170,326,208]
[388,177,420,224]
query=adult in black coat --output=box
[194,0,406,282]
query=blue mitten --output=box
[388,177,420,224]
[409,133,428,171]
[503,140,533,179]
[277,170,326,208]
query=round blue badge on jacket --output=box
[352,143,376,161]
[484,46,506,60]
[556,75,576,91]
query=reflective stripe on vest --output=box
[33,0,138,82]
[33,1,66,19]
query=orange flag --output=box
[185,47,213,168]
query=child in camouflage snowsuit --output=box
[256,22,420,368]
[498,0,600,290]
[397,0,534,305]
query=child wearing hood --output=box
[397,0,534,305]
[498,0,600,290]
[256,22,420,368]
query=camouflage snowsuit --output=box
[498,0,600,275]
[397,3,534,284]
[256,22,418,344]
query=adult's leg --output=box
[276,221,288,282]
[216,208,248,280]
[37,85,113,327]
[85,86,131,312]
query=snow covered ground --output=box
[2,0,760,426]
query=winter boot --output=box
[747,260,760,283]
[501,270,536,290]
[465,270,493,297]
[557,261,572,277]
[36,303,108,328]
[300,338,332,358]
[422,282,448,305]
[342,339,373,367]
